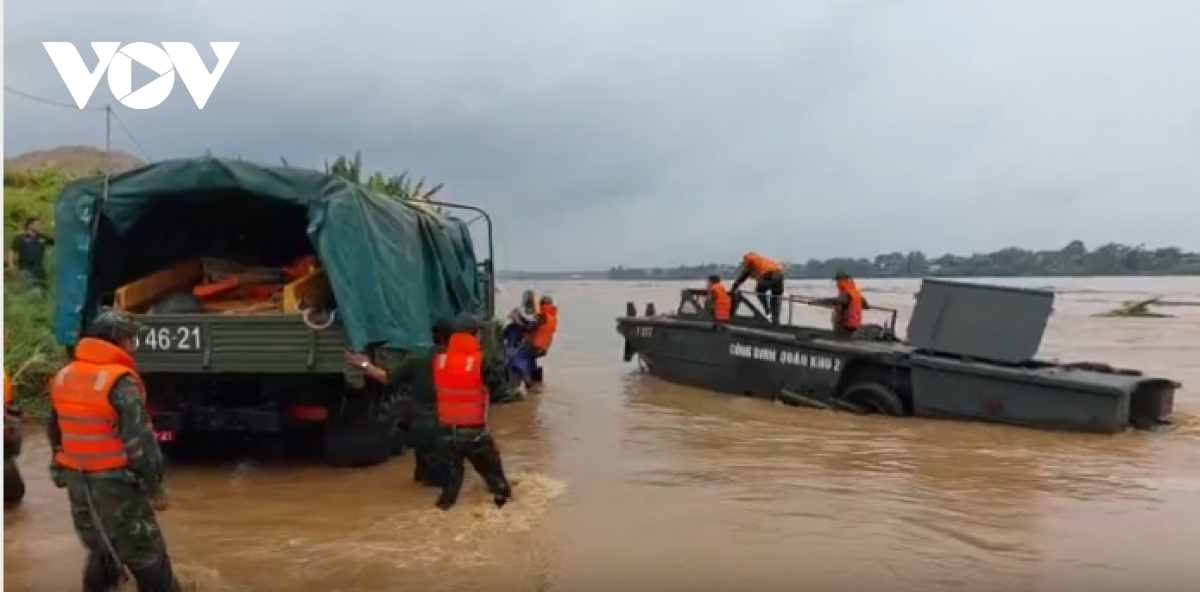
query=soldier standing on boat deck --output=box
[729,251,786,324]
[815,271,868,337]
[705,275,732,322]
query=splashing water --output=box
[116,471,565,590]
[116,563,224,592]
[224,470,566,575]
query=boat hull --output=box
[617,316,1177,434]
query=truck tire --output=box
[381,392,411,458]
[322,393,401,468]
[838,382,906,417]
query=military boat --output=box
[615,278,1179,434]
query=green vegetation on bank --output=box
[608,241,1200,281]
[5,168,70,415]
[2,154,445,416]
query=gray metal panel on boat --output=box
[907,355,1128,433]
[906,278,1054,363]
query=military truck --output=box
[53,157,499,467]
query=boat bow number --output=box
[730,342,843,372]
[134,325,204,352]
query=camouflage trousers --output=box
[65,476,180,592]
[409,413,449,488]
[434,427,512,509]
[3,454,25,506]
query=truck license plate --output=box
[134,325,204,352]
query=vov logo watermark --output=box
[43,42,240,110]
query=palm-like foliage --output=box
[321,151,444,204]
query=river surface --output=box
[5,277,1200,591]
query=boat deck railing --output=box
[674,288,899,333]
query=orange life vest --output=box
[50,338,145,472]
[530,303,559,352]
[743,252,783,278]
[433,334,489,427]
[835,278,864,331]
[3,371,16,443]
[708,284,731,321]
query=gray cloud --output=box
[7,0,1200,270]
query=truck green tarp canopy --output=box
[53,157,483,350]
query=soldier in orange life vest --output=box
[48,308,181,592]
[432,313,513,511]
[729,251,786,324]
[515,295,558,388]
[528,295,559,358]
[346,318,455,488]
[4,369,26,507]
[818,271,869,337]
[706,275,732,322]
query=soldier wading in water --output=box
[431,314,513,510]
[48,308,181,592]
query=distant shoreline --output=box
[499,271,1200,281]
[506,241,1200,281]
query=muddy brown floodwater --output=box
[5,277,1200,591]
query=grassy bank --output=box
[4,168,69,417]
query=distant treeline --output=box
[607,241,1200,281]
[497,271,609,281]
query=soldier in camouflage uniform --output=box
[430,313,513,510]
[346,319,456,487]
[4,370,26,506]
[479,318,521,403]
[48,308,180,592]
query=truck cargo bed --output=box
[130,313,347,374]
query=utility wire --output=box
[108,109,152,161]
[4,83,154,162]
[4,85,105,111]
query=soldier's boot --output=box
[82,551,123,592]
[130,555,182,592]
[467,434,512,507]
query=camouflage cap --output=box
[432,317,455,335]
[452,312,482,333]
[87,307,142,339]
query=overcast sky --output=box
[6,0,1200,271]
